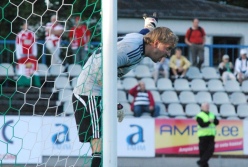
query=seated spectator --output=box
[153,57,170,83]
[129,81,160,117]
[218,54,235,84]
[16,56,41,87]
[235,49,248,83]
[169,48,191,79]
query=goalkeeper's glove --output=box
[117,103,124,122]
[143,12,158,31]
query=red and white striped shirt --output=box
[45,22,64,44]
[15,30,37,60]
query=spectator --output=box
[218,54,235,84]
[169,48,191,79]
[196,102,219,167]
[16,22,37,60]
[235,48,248,83]
[185,18,206,69]
[45,15,64,65]
[68,16,91,65]
[129,81,160,117]
[153,57,170,83]
[15,22,41,87]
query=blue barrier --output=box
[0,40,248,66]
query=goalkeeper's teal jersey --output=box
[73,33,145,96]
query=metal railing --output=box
[1,40,248,66]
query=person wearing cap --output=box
[68,16,91,65]
[235,48,248,83]
[218,54,235,84]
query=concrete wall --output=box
[118,18,248,45]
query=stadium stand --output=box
[185,103,200,117]
[207,79,225,92]
[195,91,213,104]
[161,91,179,104]
[201,66,220,80]
[122,77,138,91]
[179,91,196,104]
[157,78,174,91]
[134,64,152,78]
[224,80,241,93]
[220,104,237,117]
[167,103,185,117]
[174,78,191,92]
[67,64,82,77]
[140,77,157,90]
[186,66,203,80]
[191,79,208,92]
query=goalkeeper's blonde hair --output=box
[144,27,178,47]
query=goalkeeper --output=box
[72,13,178,167]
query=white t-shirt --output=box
[73,33,145,96]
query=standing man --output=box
[196,102,219,167]
[16,22,37,60]
[45,15,64,64]
[72,14,178,167]
[68,16,91,65]
[185,18,206,69]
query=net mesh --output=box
[0,0,101,166]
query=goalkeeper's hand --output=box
[117,103,124,122]
[143,12,158,31]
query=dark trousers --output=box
[197,136,215,167]
[190,44,204,69]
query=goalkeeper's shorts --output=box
[72,93,102,142]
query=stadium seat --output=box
[167,103,185,117]
[54,76,71,89]
[134,65,152,78]
[207,79,225,92]
[151,90,162,102]
[71,77,78,88]
[122,77,138,91]
[213,92,230,105]
[157,78,174,91]
[186,66,203,79]
[67,64,82,77]
[174,79,191,92]
[174,115,188,119]
[38,63,49,76]
[191,79,208,92]
[63,100,74,116]
[179,91,196,104]
[121,102,133,116]
[0,63,15,76]
[157,115,169,119]
[209,103,219,116]
[241,80,248,93]
[219,104,237,117]
[195,91,212,104]
[201,67,220,80]
[140,57,154,68]
[156,102,167,116]
[185,103,200,117]
[58,89,73,102]
[141,77,157,90]
[230,92,247,105]
[237,104,248,118]
[49,64,66,76]
[118,90,128,103]
[121,69,135,78]
[161,91,179,104]
[224,80,241,93]
[226,116,240,120]
[117,79,124,90]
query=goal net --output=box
[0,0,103,166]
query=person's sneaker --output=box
[143,12,158,30]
